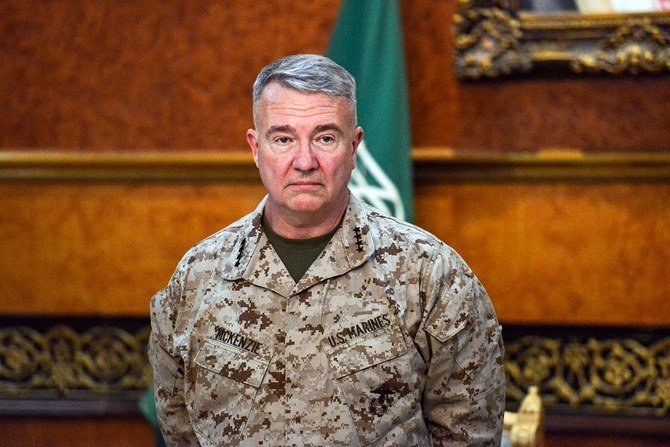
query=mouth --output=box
[287,181,323,190]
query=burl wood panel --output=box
[0,182,266,315]
[401,0,670,152]
[2,180,669,326]
[0,0,339,150]
[0,416,155,447]
[1,420,665,447]
[2,0,669,152]
[415,182,670,326]
[0,420,665,447]
[546,434,670,447]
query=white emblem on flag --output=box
[349,140,405,220]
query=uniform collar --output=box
[223,194,375,297]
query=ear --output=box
[351,126,364,169]
[246,129,260,167]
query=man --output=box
[149,54,505,446]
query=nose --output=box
[291,140,319,172]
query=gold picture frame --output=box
[453,0,670,79]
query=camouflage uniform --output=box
[150,195,505,446]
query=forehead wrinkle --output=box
[260,88,343,114]
[265,102,340,116]
[257,86,355,135]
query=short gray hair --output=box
[252,54,357,127]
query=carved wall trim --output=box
[504,327,670,418]
[453,1,670,78]
[0,151,261,183]
[570,18,670,74]
[1,318,669,425]
[452,3,531,78]
[1,150,669,183]
[0,318,150,415]
[413,149,670,182]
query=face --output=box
[247,82,363,235]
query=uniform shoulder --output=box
[364,204,444,250]
[180,212,253,263]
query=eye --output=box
[317,135,336,144]
[274,136,292,145]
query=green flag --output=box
[327,0,413,222]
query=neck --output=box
[264,194,349,239]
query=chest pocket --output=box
[192,339,271,446]
[325,323,422,446]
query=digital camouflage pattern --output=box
[149,195,505,446]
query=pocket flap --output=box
[424,312,468,344]
[195,339,271,388]
[326,324,407,379]
[424,283,471,343]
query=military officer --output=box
[149,54,505,446]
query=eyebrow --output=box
[264,125,296,139]
[314,123,345,135]
[264,123,345,139]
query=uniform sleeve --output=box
[418,247,505,447]
[149,260,200,446]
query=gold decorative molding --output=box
[0,323,150,399]
[0,151,260,182]
[505,334,670,417]
[453,1,670,79]
[0,319,670,418]
[1,319,669,420]
[413,149,670,182]
[1,150,669,183]
[571,18,670,74]
[452,2,531,79]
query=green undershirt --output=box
[262,216,339,283]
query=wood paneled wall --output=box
[1,1,669,446]
[0,417,156,447]
[402,2,670,152]
[415,181,670,326]
[0,181,266,315]
[2,0,669,152]
[2,167,669,327]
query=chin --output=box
[288,202,325,215]
[286,196,328,214]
